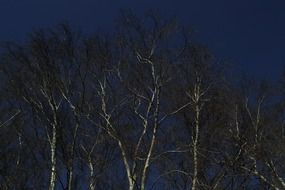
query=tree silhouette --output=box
[0,12,285,190]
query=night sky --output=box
[1,0,285,79]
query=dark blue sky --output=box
[1,0,285,79]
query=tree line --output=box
[0,12,285,190]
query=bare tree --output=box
[1,12,285,190]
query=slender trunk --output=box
[88,157,95,190]
[141,88,160,190]
[141,125,158,190]
[67,169,73,190]
[49,123,57,190]
[118,140,135,190]
[49,101,58,190]
[192,103,200,190]
[67,123,78,190]
[67,151,74,190]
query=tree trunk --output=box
[67,168,73,190]
[49,124,57,190]
[192,103,200,190]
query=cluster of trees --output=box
[0,12,285,190]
